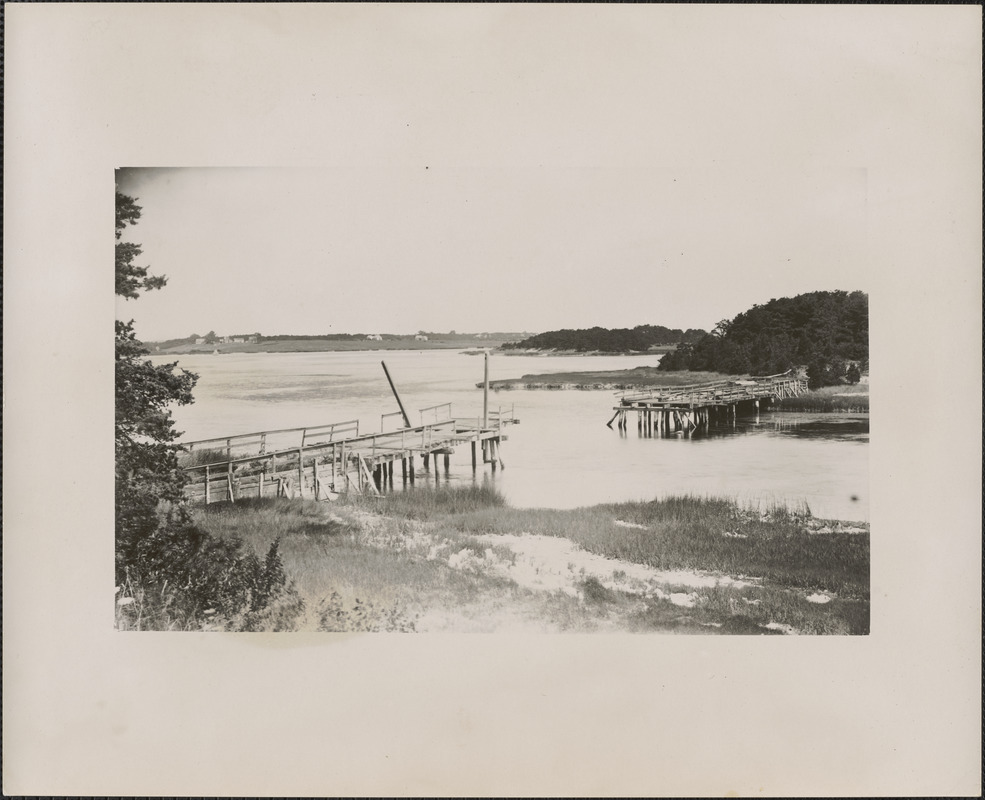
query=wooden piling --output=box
[297,448,304,498]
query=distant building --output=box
[367,334,383,341]
[195,338,206,345]
[415,334,428,341]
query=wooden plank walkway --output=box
[608,373,808,434]
[179,404,518,506]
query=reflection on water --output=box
[159,350,869,522]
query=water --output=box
[157,349,869,521]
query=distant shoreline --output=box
[147,340,675,357]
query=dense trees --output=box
[502,325,706,353]
[658,290,868,386]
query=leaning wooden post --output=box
[381,360,412,428]
[227,460,235,504]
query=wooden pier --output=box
[179,403,518,506]
[607,373,808,435]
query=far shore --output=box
[148,339,678,357]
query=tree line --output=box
[658,290,868,387]
[502,324,707,353]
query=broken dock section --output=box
[607,373,808,435]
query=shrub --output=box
[117,527,304,631]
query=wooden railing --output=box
[181,419,360,460]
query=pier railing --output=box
[178,404,519,505]
[181,419,361,461]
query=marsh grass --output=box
[179,447,235,467]
[340,483,507,518]
[774,384,869,413]
[191,487,869,634]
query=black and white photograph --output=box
[5,4,981,797]
[113,164,870,635]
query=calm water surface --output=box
[158,350,869,521]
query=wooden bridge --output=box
[179,402,518,505]
[607,373,808,435]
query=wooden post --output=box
[483,351,489,427]
[444,453,450,472]
[471,440,477,470]
[298,448,304,498]
[227,461,235,504]
[259,470,264,498]
[490,440,498,471]
[423,453,430,470]
[339,441,346,492]
[205,465,211,505]
[409,455,415,485]
[381,360,412,428]
[402,457,408,483]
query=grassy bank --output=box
[191,487,869,634]
[773,385,869,413]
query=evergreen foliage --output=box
[658,291,868,386]
[502,325,706,352]
[115,189,301,630]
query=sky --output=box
[108,5,970,341]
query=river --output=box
[156,349,869,521]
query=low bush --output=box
[116,520,304,631]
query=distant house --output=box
[415,334,428,341]
[367,334,383,341]
[195,338,206,345]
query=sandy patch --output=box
[468,533,757,600]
